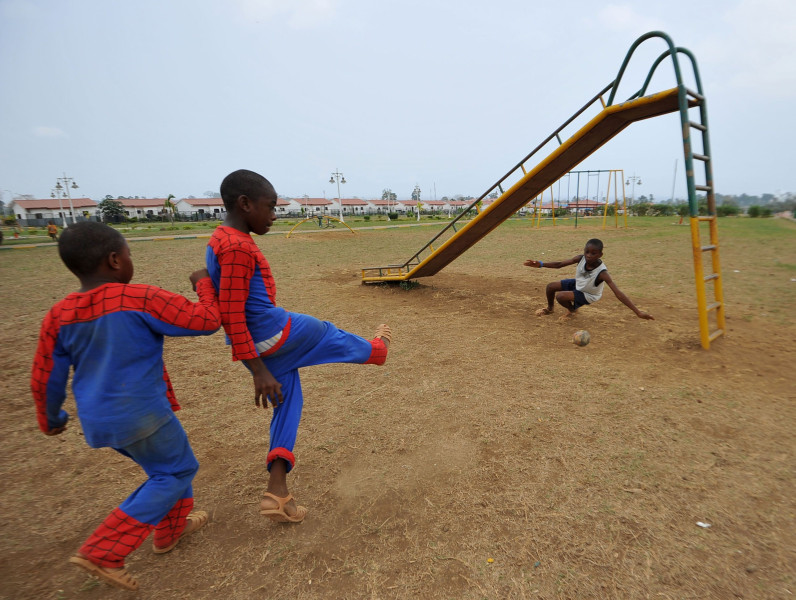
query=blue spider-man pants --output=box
[257,312,385,471]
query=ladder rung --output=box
[708,329,724,342]
[695,185,712,192]
[686,87,705,102]
[704,273,719,282]
[690,121,707,131]
[701,244,717,251]
[693,153,709,162]
[706,302,721,311]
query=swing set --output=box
[526,169,629,229]
[286,214,356,238]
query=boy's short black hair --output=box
[58,222,126,277]
[220,169,275,211]
[585,238,604,251]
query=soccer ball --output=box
[573,330,590,346]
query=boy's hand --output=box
[637,311,655,320]
[189,268,210,291]
[523,259,542,268]
[244,358,284,408]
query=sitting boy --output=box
[31,222,221,591]
[524,238,654,321]
[206,169,391,523]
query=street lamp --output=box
[50,188,67,227]
[329,170,346,222]
[625,174,642,206]
[412,185,421,222]
[55,173,79,224]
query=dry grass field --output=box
[1,216,794,599]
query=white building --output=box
[10,197,98,226]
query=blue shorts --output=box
[560,279,590,309]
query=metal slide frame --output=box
[362,31,724,348]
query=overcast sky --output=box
[1,0,794,204]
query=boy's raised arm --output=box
[523,255,581,269]
[141,275,222,336]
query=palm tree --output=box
[163,194,176,225]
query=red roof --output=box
[115,198,171,208]
[179,197,224,207]
[295,197,332,207]
[337,198,368,206]
[13,198,97,209]
[566,200,605,208]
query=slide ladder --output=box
[362,31,724,348]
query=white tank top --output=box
[575,256,607,303]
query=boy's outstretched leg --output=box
[364,323,391,365]
[535,282,561,316]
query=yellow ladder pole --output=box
[709,217,726,332]
[621,170,628,228]
[602,172,612,229]
[613,170,620,228]
[690,217,711,349]
[549,185,556,226]
[537,194,544,228]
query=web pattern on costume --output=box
[153,497,194,549]
[364,338,389,366]
[31,281,219,429]
[208,228,279,361]
[78,507,154,568]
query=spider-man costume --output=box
[31,279,220,567]
[206,226,387,472]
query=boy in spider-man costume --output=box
[206,169,392,523]
[31,222,221,591]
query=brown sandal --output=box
[373,324,392,345]
[259,492,307,523]
[153,510,209,554]
[69,554,139,591]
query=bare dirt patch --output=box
[1,218,794,599]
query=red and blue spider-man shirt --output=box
[31,279,221,448]
[206,226,290,361]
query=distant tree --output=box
[97,198,126,222]
[651,204,675,217]
[747,205,761,217]
[382,188,397,219]
[717,200,740,217]
[163,194,177,224]
[204,190,219,198]
[488,191,499,199]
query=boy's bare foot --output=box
[557,312,576,322]
[535,307,553,316]
[260,492,307,523]
[374,323,391,348]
